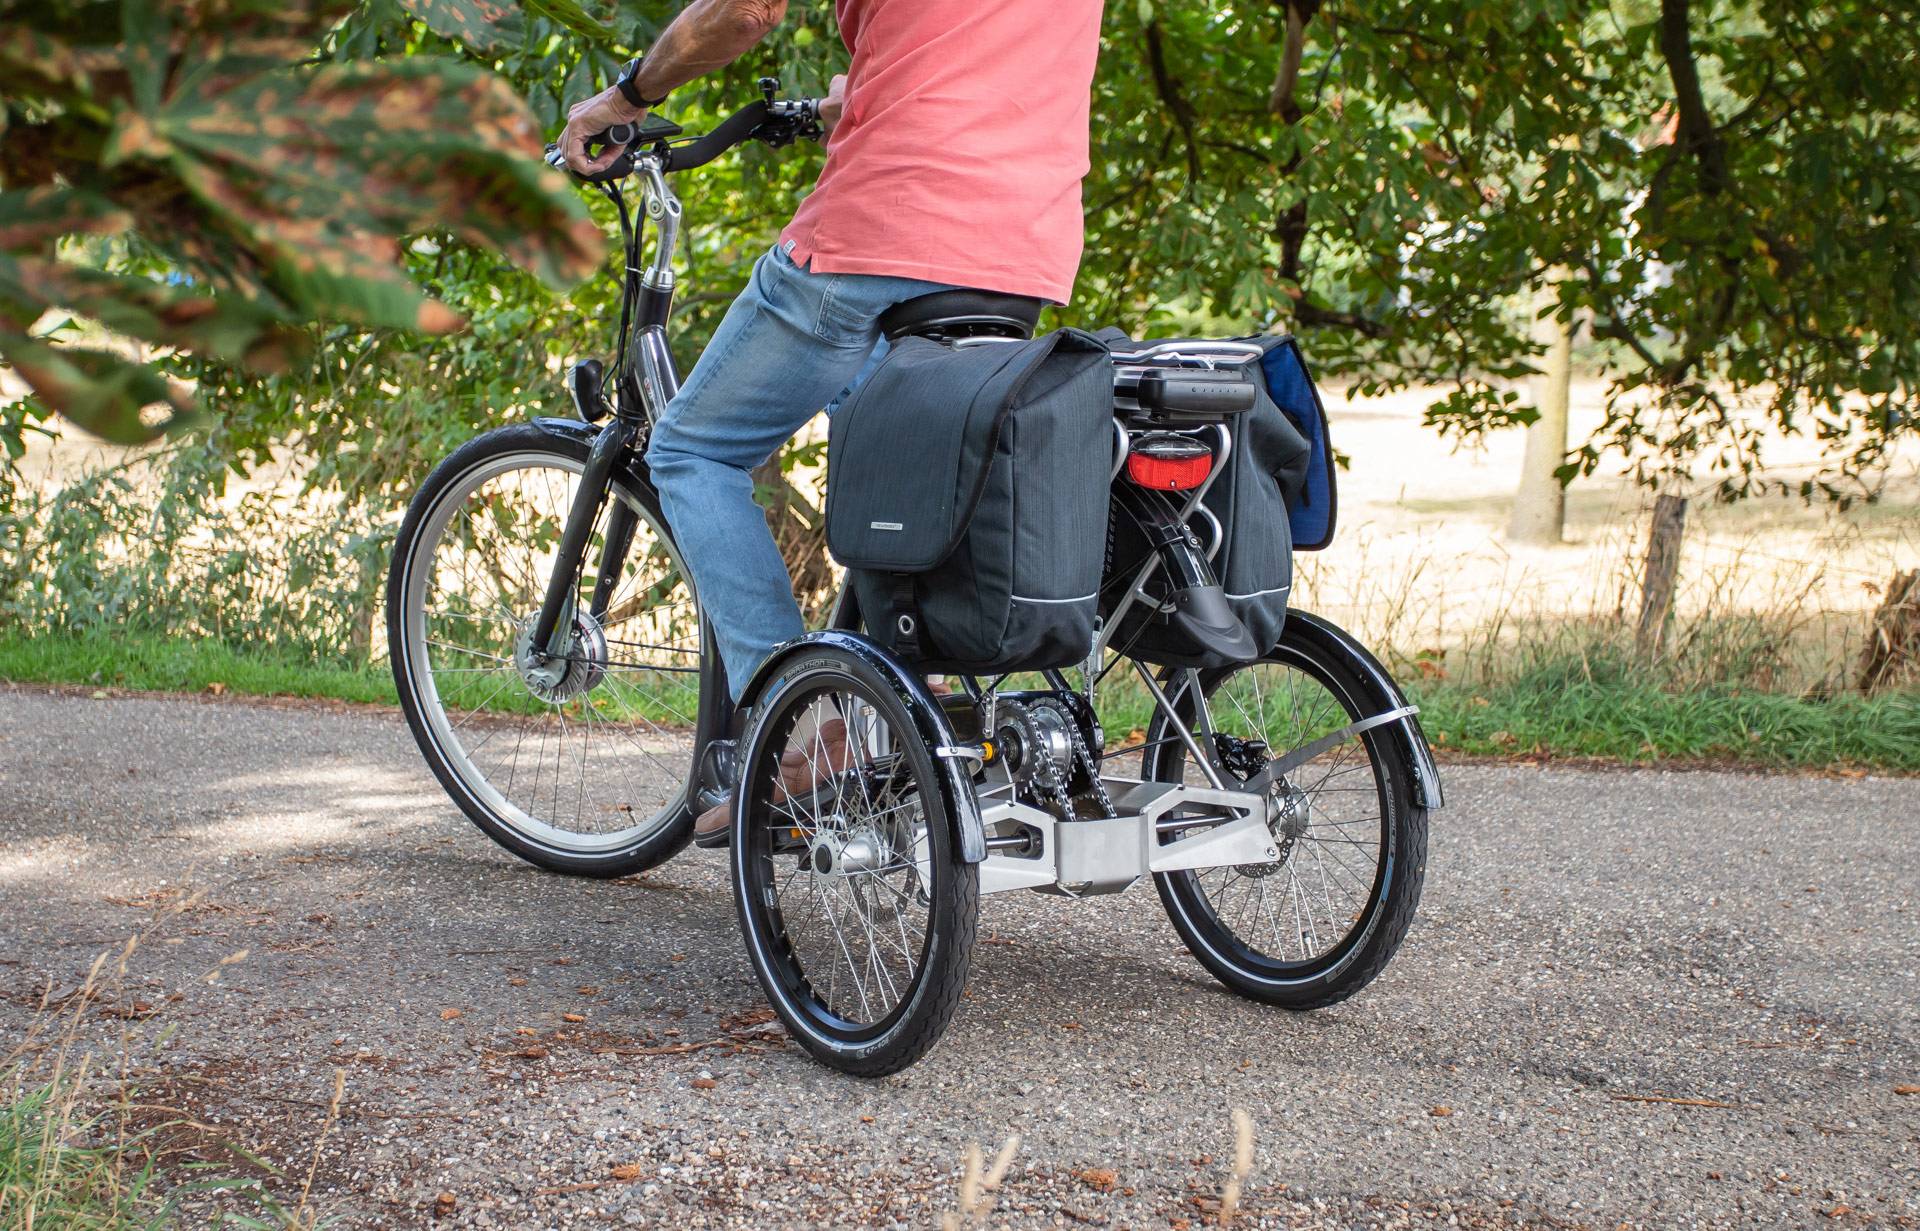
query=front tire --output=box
[1144,615,1428,1009]
[388,423,710,878]
[731,646,977,1076]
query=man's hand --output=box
[819,73,848,136]
[560,86,645,176]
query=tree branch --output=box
[1143,22,1201,185]
[1657,0,1729,195]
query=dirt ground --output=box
[3,688,1916,1229]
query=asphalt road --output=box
[1,688,1915,1229]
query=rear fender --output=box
[737,631,987,863]
[1283,610,1444,810]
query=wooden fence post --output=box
[1635,493,1688,655]
[1856,568,1920,692]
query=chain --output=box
[1034,696,1115,819]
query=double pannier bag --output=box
[1095,330,1337,668]
[825,328,1114,674]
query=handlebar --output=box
[544,84,822,184]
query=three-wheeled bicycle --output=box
[387,82,1441,1076]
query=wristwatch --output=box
[614,56,670,110]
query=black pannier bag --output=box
[825,328,1114,674]
[1095,330,1336,667]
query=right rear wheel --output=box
[731,646,977,1076]
[1144,616,1429,1009]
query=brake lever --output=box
[543,124,641,182]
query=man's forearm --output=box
[632,0,789,99]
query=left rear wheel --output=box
[731,646,977,1076]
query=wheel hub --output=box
[1238,779,1310,878]
[512,612,609,703]
[806,822,887,877]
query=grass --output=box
[0,631,398,707]
[1413,677,1920,771]
[0,1075,165,1229]
[2,629,1916,774]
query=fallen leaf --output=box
[610,1163,643,1181]
[507,977,528,987]
[1075,1167,1118,1191]
[691,1077,717,1089]
[1430,1106,1453,1117]
[205,681,228,696]
[515,1027,538,1037]
[90,690,109,700]
[1827,1205,1851,1219]
[860,1115,874,1123]
[440,1008,462,1021]
[563,1013,586,1023]
[435,1192,456,1211]
[518,1045,548,1059]
[670,953,687,962]
[1894,1085,1919,1096]
[576,985,599,996]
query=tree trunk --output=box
[1507,279,1576,546]
[1635,493,1688,654]
[1855,568,1920,693]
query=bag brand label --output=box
[870,521,904,531]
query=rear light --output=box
[1125,432,1213,491]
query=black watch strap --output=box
[615,57,670,109]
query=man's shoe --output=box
[692,717,853,848]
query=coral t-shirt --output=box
[779,0,1104,304]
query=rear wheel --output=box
[731,646,977,1076]
[1144,616,1428,1008]
[388,424,709,877]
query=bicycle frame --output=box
[528,126,1434,877]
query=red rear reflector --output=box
[1126,435,1214,490]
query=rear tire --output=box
[1144,615,1428,1008]
[731,646,977,1076]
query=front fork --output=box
[529,415,643,657]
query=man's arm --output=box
[560,0,789,175]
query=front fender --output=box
[530,416,656,494]
[738,631,987,863]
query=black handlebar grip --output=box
[661,99,771,173]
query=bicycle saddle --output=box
[878,289,1045,341]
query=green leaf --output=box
[0,332,191,443]
[401,0,528,51]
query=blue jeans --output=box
[646,243,960,702]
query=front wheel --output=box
[387,423,710,878]
[731,646,977,1076]
[1143,614,1429,1009]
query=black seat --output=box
[877,289,1046,341]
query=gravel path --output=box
[2,688,1915,1229]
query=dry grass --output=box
[0,888,336,1229]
